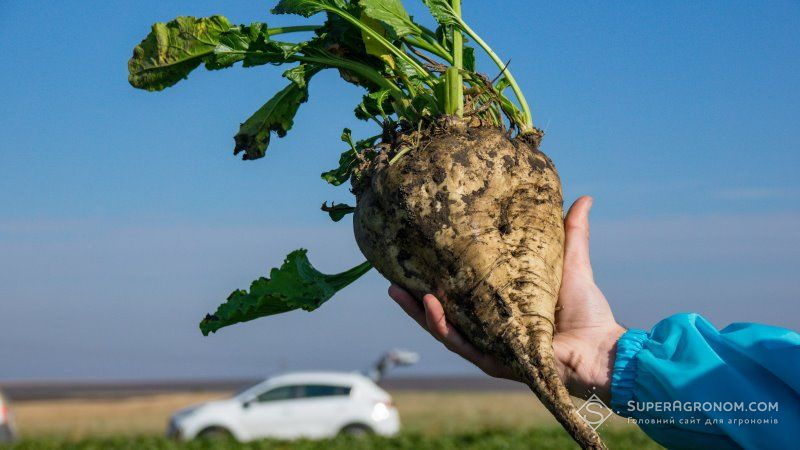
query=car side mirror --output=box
[242,399,252,409]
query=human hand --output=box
[388,196,625,402]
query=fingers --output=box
[389,285,469,351]
[422,294,453,341]
[421,294,498,371]
[389,285,482,364]
[563,196,594,280]
[388,285,429,332]
[389,286,518,381]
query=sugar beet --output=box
[353,120,604,449]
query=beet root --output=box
[352,120,605,449]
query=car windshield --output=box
[256,386,295,402]
[233,384,260,398]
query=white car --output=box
[167,372,400,441]
[0,390,15,443]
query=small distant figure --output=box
[368,349,421,382]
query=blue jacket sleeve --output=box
[610,313,800,450]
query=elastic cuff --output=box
[610,328,648,416]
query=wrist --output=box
[586,324,626,403]
[555,323,626,403]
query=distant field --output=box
[11,391,227,438]
[5,390,659,448]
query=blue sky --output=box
[1,1,798,381]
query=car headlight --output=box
[166,418,182,439]
[371,402,391,421]
[172,405,199,421]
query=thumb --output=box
[563,196,594,279]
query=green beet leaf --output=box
[200,249,372,335]
[128,16,235,91]
[355,89,395,121]
[283,63,315,88]
[463,46,476,72]
[359,0,419,38]
[321,149,355,185]
[361,14,396,69]
[233,65,320,160]
[272,0,346,18]
[321,202,356,221]
[129,0,538,338]
[208,22,268,69]
[128,16,304,92]
[321,130,379,185]
[421,0,458,26]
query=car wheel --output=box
[339,424,373,437]
[197,426,233,441]
[0,424,14,444]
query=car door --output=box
[288,384,353,438]
[238,385,298,440]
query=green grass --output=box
[1,428,661,450]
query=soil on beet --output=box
[352,119,605,449]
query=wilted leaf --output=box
[208,22,268,69]
[340,128,355,147]
[129,17,304,91]
[321,130,379,185]
[321,202,356,221]
[200,249,372,335]
[244,41,306,68]
[128,16,235,91]
[283,64,315,88]
[233,65,321,160]
[321,150,356,186]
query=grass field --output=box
[1,429,662,450]
[3,391,661,449]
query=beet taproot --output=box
[353,119,604,449]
